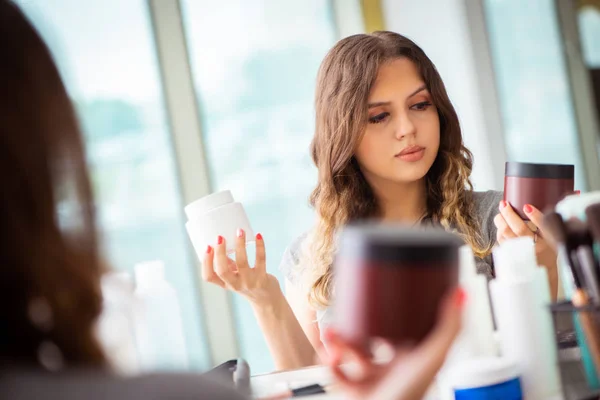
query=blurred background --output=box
[15,0,600,374]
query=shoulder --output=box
[471,190,503,221]
[279,231,311,285]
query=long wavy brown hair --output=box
[0,0,106,367]
[306,31,492,308]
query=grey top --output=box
[1,370,246,400]
[279,190,503,336]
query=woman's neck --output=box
[368,177,428,224]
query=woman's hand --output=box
[494,201,558,298]
[325,288,465,400]
[201,229,281,308]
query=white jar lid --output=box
[445,357,520,389]
[184,190,234,220]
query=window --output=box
[20,0,209,369]
[579,5,600,68]
[180,0,338,372]
[483,0,587,190]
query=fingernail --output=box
[524,204,533,214]
[499,200,506,210]
[237,228,244,238]
[455,287,467,308]
[206,245,212,254]
[217,235,223,245]
[256,233,263,241]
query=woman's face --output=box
[355,58,440,187]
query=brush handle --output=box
[572,290,600,372]
[577,246,600,305]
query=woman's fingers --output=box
[499,201,532,237]
[255,233,266,273]
[329,358,354,386]
[326,332,361,386]
[325,329,375,380]
[201,245,225,288]
[214,235,238,287]
[235,228,249,270]
[523,204,545,233]
[380,287,465,400]
[493,212,515,243]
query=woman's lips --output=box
[395,146,425,162]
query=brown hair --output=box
[307,31,492,307]
[0,0,106,367]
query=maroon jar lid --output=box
[337,223,463,265]
[505,162,574,180]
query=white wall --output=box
[382,0,506,191]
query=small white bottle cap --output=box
[184,190,234,220]
[134,260,166,290]
[446,357,520,389]
[493,237,537,282]
[459,245,477,283]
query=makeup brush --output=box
[543,212,582,289]
[257,383,334,400]
[571,290,600,371]
[571,228,600,305]
[585,203,600,247]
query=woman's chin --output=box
[389,166,430,184]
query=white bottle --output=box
[490,237,560,399]
[96,272,139,375]
[457,245,497,357]
[437,246,497,400]
[133,260,188,372]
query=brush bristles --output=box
[542,212,567,246]
[585,203,600,243]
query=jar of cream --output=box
[504,162,574,220]
[333,224,462,347]
[184,190,254,257]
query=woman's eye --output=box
[368,112,389,124]
[411,101,432,111]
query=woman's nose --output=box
[394,113,416,140]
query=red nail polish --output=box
[206,245,212,254]
[256,233,263,240]
[455,287,467,307]
[217,235,223,245]
[237,228,244,238]
[524,204,533,214]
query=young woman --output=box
[0,3,466,399]
[205,32,559,370]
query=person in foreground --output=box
[0,1,242,398]
[0,1,463,399]
[323,288,465,400]
[203,31,559,370]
